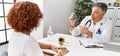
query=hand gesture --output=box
[80,26,93,38]
[54,47,69,56]
[80,26,89,34]
[69,13,75,30]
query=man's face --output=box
[91,7,105,21]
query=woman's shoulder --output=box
[11,31,29,40]
[9,31,32,48]
[8,31,31,54]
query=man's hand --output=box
[69,13,75,31]
[80,26,89,34]
[80,26,93,38]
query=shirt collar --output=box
[90,16,105,25]
[12,30,30,37]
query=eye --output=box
[92,11,97,14]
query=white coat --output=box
[70,16,113,43]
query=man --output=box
[69,2,113,43]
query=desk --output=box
[38,33,120,56]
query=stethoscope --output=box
[85,19,103,37]
[85,20,92,28]
[85,19,103,28]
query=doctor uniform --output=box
[70,16,113,43]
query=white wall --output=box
[17,0,77,38]
[17,0,43,40]
[43,0,77,37]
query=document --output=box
[78,38,104,48]
[42,49,57,55]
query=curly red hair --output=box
[7,1,43,34]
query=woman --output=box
[7,1,68,56]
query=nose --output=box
[91,12,95,18]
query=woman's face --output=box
[91,7,105,21]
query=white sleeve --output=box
[23,39,44,56]
[70,25,81,36]
[70,16,90,36]
[92,21,113,43]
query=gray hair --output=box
[93,2,108,13]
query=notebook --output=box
[78,38,104,48]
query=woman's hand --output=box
[58,47,69,56]
[54,47,69,56]
[50,45,69,56]
[50,45,60,52]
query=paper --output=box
[79,38,104,48]
[42,49,57,55]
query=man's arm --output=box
[69,13,81,36]
[80,26,93,38]
[87,30,93,38]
